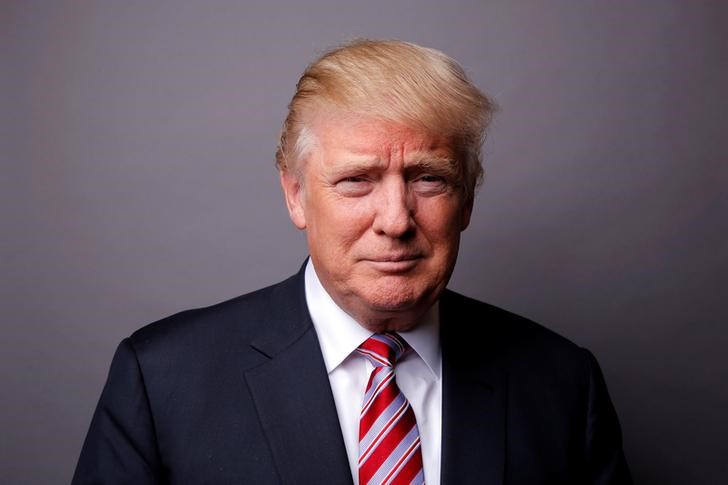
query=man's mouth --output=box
[364,254,423,272]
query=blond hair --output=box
[276,39,495,199]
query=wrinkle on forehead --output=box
[314,114,452,156]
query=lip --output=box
[364,254,422,272]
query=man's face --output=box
[281,112,472,331]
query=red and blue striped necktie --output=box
[356,333,425,485]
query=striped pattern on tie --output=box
[356,333,425,485]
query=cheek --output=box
[418,200,466,239]
[328,197,373,227]
[308,199,372,249]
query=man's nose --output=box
[371,179,415,238]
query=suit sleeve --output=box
[582,349,633,485]
[72,338,165,484]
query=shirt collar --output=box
[304,259,441,379]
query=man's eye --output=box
[417,175,443,182]
[412,175,448,194]
[336,177,371,196]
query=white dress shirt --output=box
[304,260,442,485]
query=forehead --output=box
[308,111,455,163]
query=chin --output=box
[355,286,435,330]
[364,286,420,311]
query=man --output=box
[73,40,632,484]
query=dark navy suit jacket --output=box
[73,266,632,484]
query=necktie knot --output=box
[356,332,410,368]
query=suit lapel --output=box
[440,291,506,485]
[243,268,353,485]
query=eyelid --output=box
[414,173,445,181]
[335,178,372,197]
[410,171,454,187]
[337,174,371,184]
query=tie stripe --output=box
[361,370,397,417]
[359,395,408,461]
[356,333,425,485]
[360,386,405,450]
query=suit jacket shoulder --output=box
[439,289,632,485]
[442,289,581,353]
[129,271,306,362]
[73,270,353,485]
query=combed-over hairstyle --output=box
[275,39,495,199]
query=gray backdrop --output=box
[2,1,727,483]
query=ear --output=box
[459,195,474,231]
[280,170,307,229]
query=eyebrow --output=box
[328,153,460,178]
[328,157,385,177]
[405,156,461,177]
